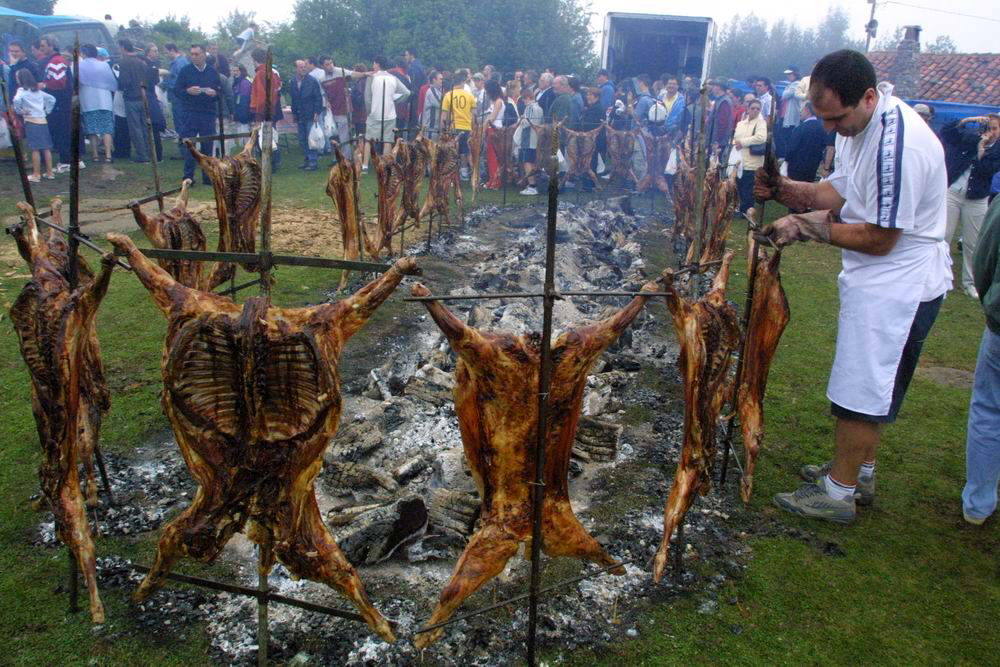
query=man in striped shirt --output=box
[754,50,951,524]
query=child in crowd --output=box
[12,69,56,182]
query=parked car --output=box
[0,7,119,64]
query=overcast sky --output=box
[57,0,997,54]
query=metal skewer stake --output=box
[258,48,275,296]
[1,75,36,210]
[139,83,165,212]
[719,90,781,488]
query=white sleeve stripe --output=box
[877,107,904,229]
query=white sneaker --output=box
[520,186,538,195]
[964,510,988,526]
[55,163,71,173]
[965,286,980,299]
[79,160,86,169]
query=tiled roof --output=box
[867,51,1000,106]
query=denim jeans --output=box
[124,99,149,162]
[297,120,318,167]
[181,111,216,181]
[963,327,1000,520]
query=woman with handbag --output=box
[731,99,767,214]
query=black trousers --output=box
[738,169,755,213]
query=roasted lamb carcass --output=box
[184,129,261,281]
[397,134,430,231]
[562,126,602,190]
[653,252,740,583]
[130,179,214,290]
[698,171,739,266]
[488,124,518,188]
[106,233,418,642]
[419,132,463,228]
[635,131,673,194]
[325,142,364,290]
[10,201,114,624]
[412,280,659,648]
[737,246,790,503]
[366,148,404,258]
[671,155,696,250]
[604,125,637,185]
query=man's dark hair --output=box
[373,55,388,69]
[810,49,876,108]
[308,56,321,67]
[405,47,417,57]
[665,76,679,85]
[39,34,58,51]
[165,43,178,53]
[81,43,98,58]
[190,43,205,53]
[320,55,333,65]
[636,74,651,88]
[251,48,267,64]
[568,76,581,92]
[754,76,771,87]
[395,55,407,70]
[452,69,467,86]
[597,69,609,79]
[119,38,134,52]
[8,39,24,51]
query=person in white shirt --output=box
[754,77,773,119]
[754,50,951,524]
[364,55,409,156]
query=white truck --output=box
[600,12,716,84]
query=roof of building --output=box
[867,51,1000,106]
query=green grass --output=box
[2,144,997,664]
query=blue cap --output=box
[97,47,110,58]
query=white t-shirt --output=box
[825,83,952,301]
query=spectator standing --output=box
[471,72,488,126]
[12,69,56,181]
[659,76,685,136]
[142,43,166,161]
[174,44,221,183]
[34,35,77,171]
[319,57,363,159]
[536,72,555,121]
[596,69,615,114]
[164,43,189,158]
[290,59,323,171]
[731,98,767,214]
[230,64,252,134]
[483,79,505,189]
[707,80,734,161]
[632,75,654,128]
[365,55,409,157]
[517,86,543,195]
[784,102,828,187]
[79,43,117,162]
[549,75,578,130]
[388,57,413,136]
[441,69,477,179]
[942,115,1000,298]
[962,197,1000,525]
[6,41,40,96]
[207,44,229,80]
[404,48,425,139]
[350,63,369,170]
[117,39,151,162]
[754,77,773,118]
[777,66,803,158]
[419,69,443,140]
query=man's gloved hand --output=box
[753,160,783,202]
[754,211,833,247]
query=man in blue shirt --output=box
[290,58,324,170]
[174,44,221,183]
[784,102,829,186]
[596,69,615,114]
[632,74,654,129]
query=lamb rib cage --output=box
[105,232,417,643]
[325,142,364,290]
[419,132,463,228]
[562,126,602,190]
[10,200,114,624]
[411,279,660,649]
[653,252,740,582]
[185,129,261,284]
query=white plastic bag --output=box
[308,122,326,151]
[664,148,678,175]
[726,146,743,180]
[0,116,11,150]
[557,148,566,172]
[779,160,788,177]
[596,153,606,174]
[257,124,279,151]
[322,111,337,142]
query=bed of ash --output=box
[34,198,752,665]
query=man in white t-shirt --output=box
[754,49,952,524]
[364,55,409,156]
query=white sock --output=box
[823,474,856,502]
[859,461,876,478]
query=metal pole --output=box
[0,75,37,209]
[216,93,226,157]
[94,447,115,505]
[140,84,165,212]
[258,49,274,296]
[689,87,709,268]
[68,37,82,290]
[526,126,559,667]
[865,0,878,53]
[719,92,779,487]
[257,547,269,667]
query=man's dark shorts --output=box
[456,130,470,155]
[519,147,537,163]
[831,295,944,424]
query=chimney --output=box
[891,25,922,98]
